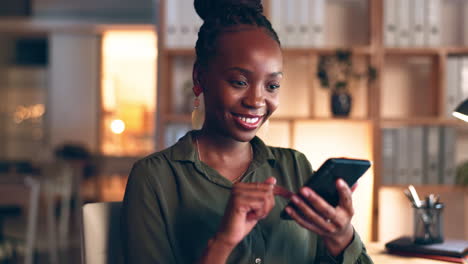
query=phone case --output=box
[280,158,371,220]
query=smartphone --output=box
[280,158,371,220]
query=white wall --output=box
[48,33,100,152]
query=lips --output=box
[232,113,264,130]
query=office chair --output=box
[81,202,123,264]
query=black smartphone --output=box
[280,158,371,220]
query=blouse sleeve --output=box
[315,230,374,264]
[121,160,178,264]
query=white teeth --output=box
[239,116,260,124]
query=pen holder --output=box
[413,203,444,245]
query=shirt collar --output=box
[170,130,277,165]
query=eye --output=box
[267,83,281,91]
[230,80,248,87]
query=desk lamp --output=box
[453,99,468,122]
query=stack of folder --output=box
[386,236,468,263]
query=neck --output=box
[196,129,252,156]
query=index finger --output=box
[273,185,293,199]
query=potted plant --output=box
[316,50,377,117]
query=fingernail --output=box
[300,188,311,197]
[338,178,346,187]
[291,195,299,203]
[271,177,277,185]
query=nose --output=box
[242,85,266,109]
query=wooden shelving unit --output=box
[157,0,468,242]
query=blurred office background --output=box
[0,0,468,263]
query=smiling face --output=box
[196,26,283,142]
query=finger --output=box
[263,190,276,218]
[290,193,336,233]
[234,182,274,193]
[273,185,293,199]
[336,179,354,215]
[299,188,338,227]
[231,190,274,218]
[263,177,276,185]
[231,192,267,202]
[351,182,358,193]
[284,206,327,236]
[232,185,274,199]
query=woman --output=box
[122,0,373,263]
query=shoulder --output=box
[131,148,171,172]
[130,131,195,174]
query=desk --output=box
[367,242,453,264]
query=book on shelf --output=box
[439,126,456,185]
[425,0,441,46]
[424,125,441,185]
[386,236,468,263]
[461,57,468,101]
[410,0,425,46]
[164,0,179,48]
[297,0,309,48]
[270,0,284,46]
[465,2,468,46]
[164,0,201,49]
[171,56,194,115]
[270,0,325,48]
[408,126,424,185]
[396,126,409,185]
[381,125,457,185]
[309,0,325,47]
[283,0,297,48]
[383,0,397,47]
[395,0,411,47]
[382,128,397,185]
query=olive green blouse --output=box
[121,131,373,264]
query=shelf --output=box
[282,46,374,55]
[162,114,191,123]
[380,185,468,192]
[384,48,443,56]
[385,46,468,56]
[165,49,196,56]
[380,117,465,126]
[272,117,372,123]
[444,46,468,55]
[162,114,372,124]
[0,18,154,34]
[164,46,374,57]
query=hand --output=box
[284,178,355,256]
[214,177,277,249]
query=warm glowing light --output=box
[102,31,157,59]
[13,104,45,123]
[101,29,157,156]
[111,119,126,134]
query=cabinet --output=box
[156,0,468,242]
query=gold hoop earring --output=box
[191,93,205,130]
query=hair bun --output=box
[194,0,263,20]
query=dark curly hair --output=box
[194,0,281,68]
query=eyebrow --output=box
[225,67,283,77]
